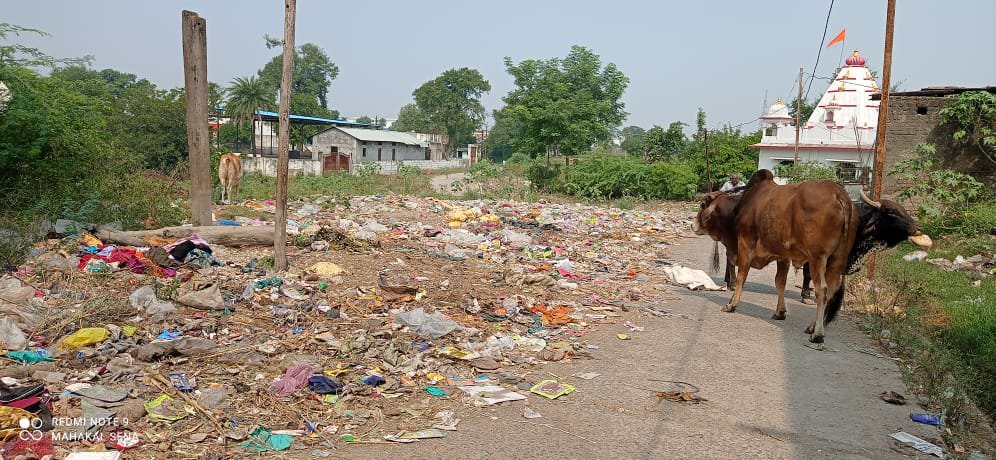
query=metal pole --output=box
[273,0,296,272]
[868,0,896,278]
[794,67,803,165]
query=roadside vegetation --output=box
[853,91,995,446]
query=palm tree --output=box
[225,76,270,151]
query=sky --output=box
[6,0,996,132]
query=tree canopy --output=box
[495,46,628,157]
[393,68,491,151]
[257,41,339,112]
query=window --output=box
[392,148,396,160]
[378,148,382,161]
[916,106,928,115]
[377,142,382,146]
[825,110,835,123]
[331,146,338,153]
[362,148,366,158]
[836,162,858,182]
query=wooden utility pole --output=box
[868,0,897,278]
[704,129,712,191]
[793,67,803,165]
[273,0,296,272]
[181,11,212,226]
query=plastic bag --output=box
[0,317,27,350]
[59,327,110,350]
[128,286,177,315]
[176,283,225,310]
[394,308,461,339]
[500,229,533,249]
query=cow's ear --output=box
[699,202,715,224]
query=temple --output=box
[754,50,879,186]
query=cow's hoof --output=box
[804,324,815,334]
[721,304,737,313]
[808,334,825,344]
[800,297,815,305]
[771,312,786,320]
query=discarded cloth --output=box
[306,376,343,395]
[662,264,725,291]
[270,364,314,396]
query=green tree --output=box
[407,67,491,152]
[644,122,687,162]
[620,125,646,156]
[0,23,91,68]
[356,115,373,125]
[938,90,996,165]
[226,75,270,125]
[391,103,430,133]
[787,97,817,124]
[49,66,188,170]
[257,42,338,109]
[497,45,628,157]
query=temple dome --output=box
[845,50,866,66]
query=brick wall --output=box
[884,95,995,196]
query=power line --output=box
[805,0,836,101]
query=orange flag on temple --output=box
[826,28,846,48]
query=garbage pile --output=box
[0,194,695,457]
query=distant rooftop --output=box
[877,86,996,99]
[254,110,371,127]
[333,127,422,145]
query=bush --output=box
[645,160,699,200]
[890,143,985,222]
[774,161,837,183]
[525,161,563,192]
[563,154,647,199]
[507,152,530,164]
[556,154,700,201]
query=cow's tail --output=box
[710,241,720,274]
[825,189,855,326]
[824,276,844,325]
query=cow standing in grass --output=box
[218,153,243,204]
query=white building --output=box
[754,50,879,186]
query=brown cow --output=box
[721,170,931,343]
[218,153,243,204]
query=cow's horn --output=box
[860,190,881,209]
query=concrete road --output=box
[343,235,937,459]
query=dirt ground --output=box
[0,195,944,459]
[343,235,941,460]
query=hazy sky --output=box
[6,0,995,131]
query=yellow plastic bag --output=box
[59,327,110,350]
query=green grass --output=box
[876,240,996,422]
[238,170,434,201]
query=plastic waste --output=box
[500,229,533,249]
[394,308,461,339]
[0,317,28,350]
[144,394,188,421]
[910,413,940,426]
[3,350,53,364]
[241,426,293,452]
[59,327,110,350]
[176,283,225,310]
[128,286,177,315]
[529,380,576,399]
